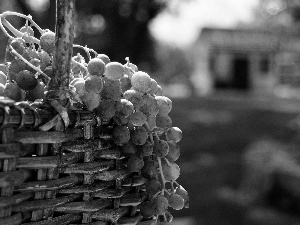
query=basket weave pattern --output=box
[0,98,152,225]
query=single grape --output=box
[161,160,180,182]
[152,195,169,215]
[156,115,172,129]
[73,78,86,96]
[166,140,180,162]
[113,114,129,126]
[156,96,172,116]
[131,71,152,93]
[131,126,148,145]
[115,98,134,118]
[104,62,125,80]
[120,74,132,92]
[0,71,7,85]
[100,77,122,101]
[168,194,184,210]
[95,99,116,120]
[27,48,39,59]
[127,154,144,172]
[84,75,103,94]
[167,127,182,143]
[140,141,153,157]
[153,137,169,158]
[97,54,110,65]
[140,201,155,218]
[141,158,159,179]
[120,140,137,155]
[124,66,134,78]
[16,70,37,91]
[8,59,27,81]
[147,78,158,95]
[4,82,23,101]
[128,111,147,127]
[146,179,161,196]
[124,58,138,77]
[5,38,26,62]
[38,50,51,70]
[125,59,138,72]
[27,58,41,73]
[140,94,159,116]
[5,48,14,63]
[20,25,34,36]
[27,82,45,100]
[40,30,56,53]
[175,185,189,208]
[123,89,145,110]
[10,38,26,54]
[81,92,101,111]
[87,58,105,76]
[112,125,130,146]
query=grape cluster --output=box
[72,55,188,222]
[0,13,189,224]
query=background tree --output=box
[248,0,300,34]
[2,0,166,72]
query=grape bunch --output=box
[0,12,189,224]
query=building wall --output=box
[190,35,213,96]
[191,28,279,96]
[250,52,276,95]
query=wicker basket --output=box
[0,96,154,225]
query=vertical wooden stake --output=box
[50,0,75,97]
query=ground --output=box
[169,91,300,225]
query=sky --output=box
[149,0,260,48]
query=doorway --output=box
[232,57,250,90]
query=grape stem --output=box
[144,122,154,145]
[170,181,175,193]
[71,58,88,74]
[73,44,99,60]
[163,157,172,167]
[157,157,166,196]
[124,57,136,74]
[1,17,40,44]
[8,45,50,83]
[163,214,167,222]
[73,44,93,61]
[174,181,180,187]
[1,11,44,34]
[0,17,13,40]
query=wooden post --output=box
[48,0,75,100]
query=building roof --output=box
[199,27,280,52]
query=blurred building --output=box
[191,27,300,97]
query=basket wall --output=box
[0,98,154,225]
